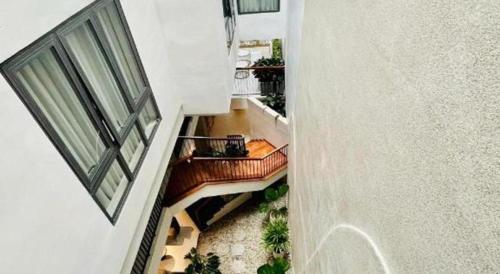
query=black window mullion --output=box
[116,150,134,181]
[56,18,135,145]
[88,13,137,112]
[52,39,115,149]
[88,147,123,222]
[112,0,151,89]
[89,146,136,222]
[135,88,150,111]
[135,120,149,147]
[141,89,162,122]
[55,23,125,145]
[119,123,148,176]
[89,147,118,192]
[2,39,94,189]
[147,91,162,123]
[135,91,162,145]
[52,40,126,190]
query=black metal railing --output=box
[175,135,248,159]
[193,144,288,182]
[234,66,285,96]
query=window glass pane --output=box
[138,97,159,138]
[15,48,106,177]
[63,23,131,133]
[120,126,145,171]
[97,4,145,99]
[238,0,279,13]
[95,160,129,215]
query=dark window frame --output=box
[237,0,280,15]
[223,0,237,51]
[0,0,162,224]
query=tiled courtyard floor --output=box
[197,196,286,274]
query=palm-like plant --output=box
[262,215,290,255]
[184,248,221,274]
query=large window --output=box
[237,0,280,14]
[1,0,161,223]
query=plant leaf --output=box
[264,188,279,202]
[273,257,291,272]
[277,184,289,197]
[259,202,270,213]
[257,264,275,274]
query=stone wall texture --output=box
[287,0,500,273]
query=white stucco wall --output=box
[156,0,237,115]
[283,0,303,116]
[0,0,233,273]
[236,0,287,41]
[287,0,500,273]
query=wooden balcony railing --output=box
[164,143,288,205]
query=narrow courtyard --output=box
[197,195,287,274]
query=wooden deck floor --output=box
[246,139,276,157]
[163,139,287,205]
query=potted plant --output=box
[260,93,286,117]
[252,57,285,95]
[257,257,291,274]
[259,184,289,218]
[262,215,290,258]
[184,248,221,274]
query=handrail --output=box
[164,143,288,204]
[192,144,288,161]
[236,66,285,70]
[173,135,247,159]
[234,66,285,96]
[178,136,244,140]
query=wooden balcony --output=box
[163,138,288,206]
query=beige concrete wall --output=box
[210,98,288,147]
[210,108,252,138]
[287,0,500,273]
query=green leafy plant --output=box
[260,93,286,117]
[252,57,286,115]
[184,248,221,274]
[262,215,290,255]
[252,58,285,83]
[272,39,283,59]
[258,202,271,213]
[270,206,288,218]
[257,257,291,274]
[259,184,289,214]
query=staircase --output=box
[163,137,288,206]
